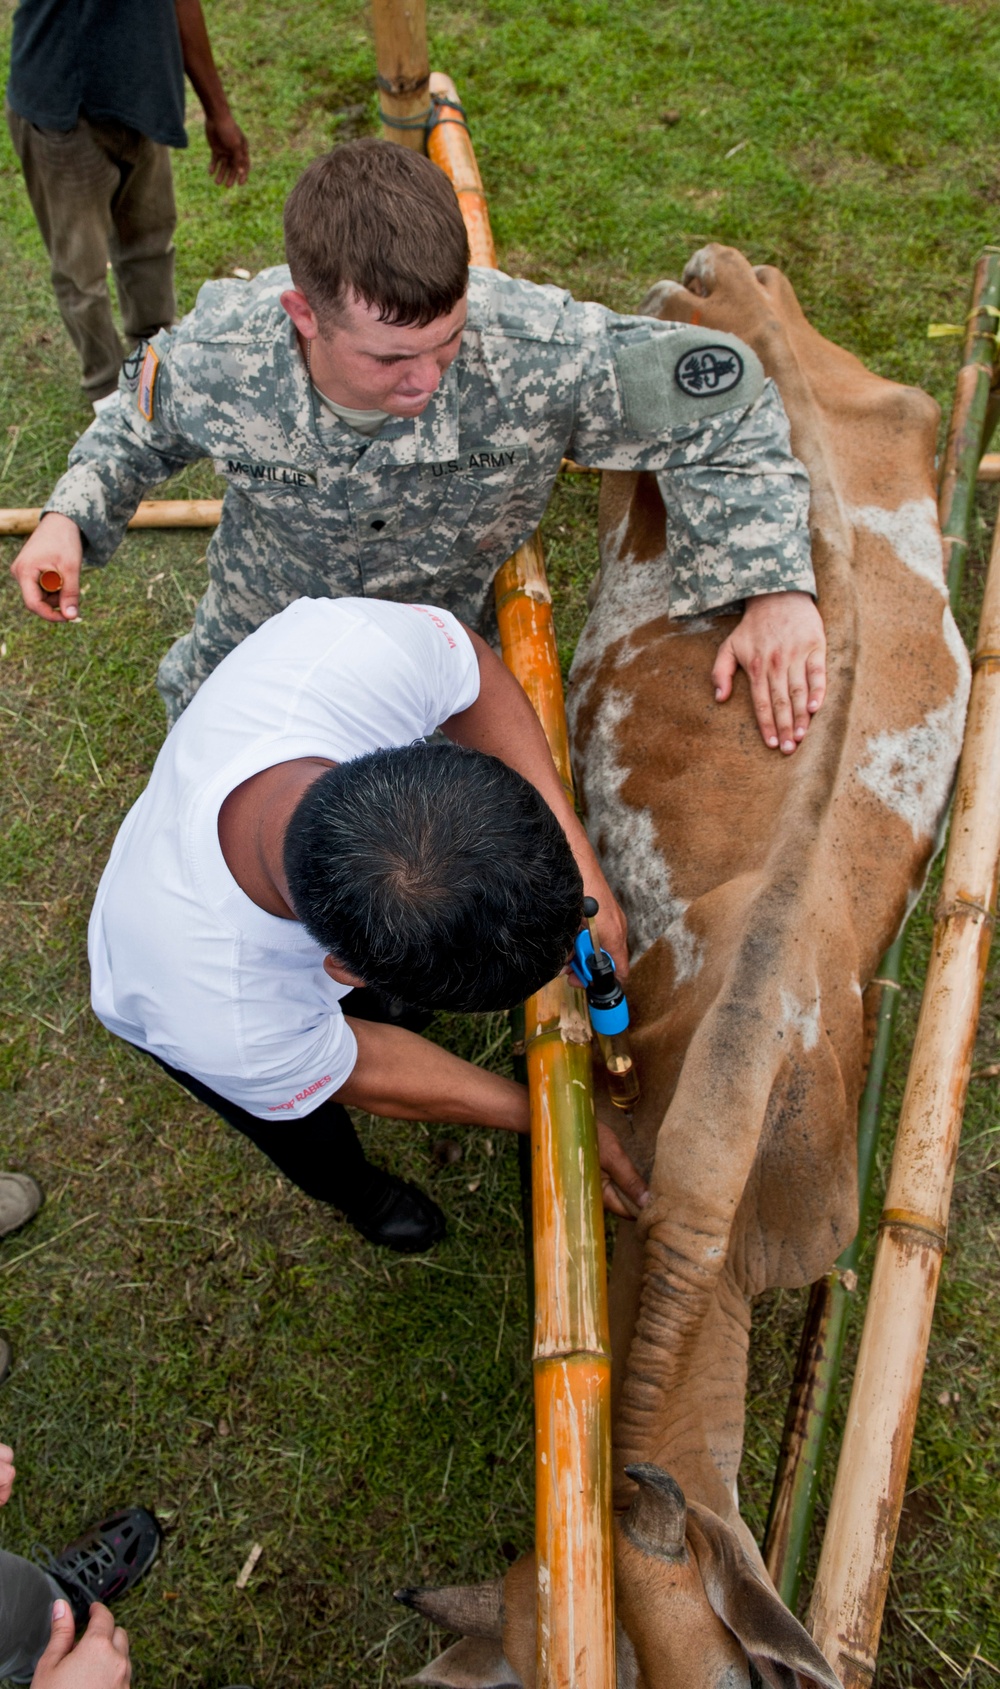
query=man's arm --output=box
[10,370,202,623]
[174,0,249,187]
[443,628,629,978]
[340,1017,648,1219]
[567,310,825,752]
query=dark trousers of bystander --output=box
[0,1549,61,1683]
[6,105,176,400]
[146,990,433,1221]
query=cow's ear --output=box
[685,1503,842,1689]
[402,1635,524,1687]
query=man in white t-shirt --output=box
[89,596,647,1251]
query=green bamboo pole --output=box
[938,246,1000,609]
[763,251,999,1603]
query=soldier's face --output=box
[316,291,468,415]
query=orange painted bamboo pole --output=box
[427,72,497,267]
[808,504,1000,1686]
[0,499,223,536]
[429,75,616,1689]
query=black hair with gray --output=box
[283,743,583,1012]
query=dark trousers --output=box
[146,990,429,1213]
[6,105,176,398]
[0,1549,61,1682]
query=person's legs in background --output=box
[0,1549,60,1683]
[104,124,176,347]
[5,107,124,402]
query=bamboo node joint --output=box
[971,648,1000,671]
[934,894,996,926]
[376,71,430,96]
[878,1207,947,1250]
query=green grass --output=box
[1,0,999,1683]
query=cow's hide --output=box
[401,246,969,1689]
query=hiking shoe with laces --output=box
[37,1507,161,1625]
[0,1173,42,1240]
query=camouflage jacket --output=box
[44,265,814,719]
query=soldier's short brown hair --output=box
[284,138,470,328]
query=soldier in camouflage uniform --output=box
[12,138,824,750]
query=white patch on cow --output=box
[573,542,673,673]
[850,500,971,841]
[849,497,946,595]
[780,984,821,1052]
[569,683,704,978]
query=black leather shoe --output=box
[346,1173,446,1253]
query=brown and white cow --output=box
[398,246,970,1688]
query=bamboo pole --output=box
[763,254,992,1603]
[429,76,616,1689]
[976,452,1000,481]
[372,0,431,151]
[808,505,1000,1688]
[426,71,496,269]
[0,500,223,537]
[936,246,1000,606]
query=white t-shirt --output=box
[89,598,480,1120]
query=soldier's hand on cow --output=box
[10,513,83,623]
[596,1120,649,1218]
[711,589,826,753]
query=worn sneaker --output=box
[0,1174,42,1240]
[36,1507,161,1626]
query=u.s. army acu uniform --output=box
[44,264,814,722]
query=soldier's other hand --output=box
[10,513,84,624]
[0,1443,14,1506]
[205,112,250,187]
[712,589,826,754]
[596,1120,649,1219]
[31,1601,131,1689]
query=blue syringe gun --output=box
[573,896,640,1111]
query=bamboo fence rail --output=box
[424,67,616,1689]
[764,247,1000,1607]
[0,500,224,536]
[808,497,1000,1686]
[937,246,1000,601]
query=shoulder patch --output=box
[613,324,764,435]
[137,345,159,421]
[674,343,744,397]
[121,340,147,394]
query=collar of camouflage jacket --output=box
[273,314,461,470]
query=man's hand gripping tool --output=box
[573,895,640,1111]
